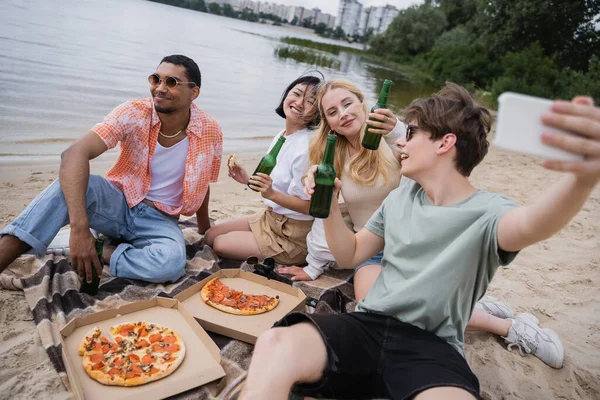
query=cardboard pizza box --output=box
[60,297,225,400]
[175,269,307,344]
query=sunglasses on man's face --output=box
[406,124,420,142]
[148,73,196,88]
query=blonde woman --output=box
[278,79,402,301]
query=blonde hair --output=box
[309,80,394,185]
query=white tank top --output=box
[146,138,189,207]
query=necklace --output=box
[158,129,183,139]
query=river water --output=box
[0,0,435,163]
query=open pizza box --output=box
[175,269,307,344]
[60,297,226,400]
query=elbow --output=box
[60,143,78,163]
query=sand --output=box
[0,148,599,399]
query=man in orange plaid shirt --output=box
[0,55,222,284]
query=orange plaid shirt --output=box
[92,98,222,216]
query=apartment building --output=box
[358,4,399,36]
[335,0,363,36]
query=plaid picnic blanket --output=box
[0,218,356,399]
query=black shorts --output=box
[274,311,481,400]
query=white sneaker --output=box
[46,228,98,256]
[504,313,564,369]
[475,296,514,319]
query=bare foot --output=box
[102,242,116,265]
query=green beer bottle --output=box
[362,79,393,150]
[309,133,337,218]
[248,135,286,191]
[79,237,103,296]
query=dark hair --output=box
[159,54,201,88]
[403,82,492,176]
[275,71,324,129]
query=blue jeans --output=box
[355,251,384,271]
[0,175,186,283]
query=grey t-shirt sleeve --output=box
[364,202,385,237]
[483,195,520,268]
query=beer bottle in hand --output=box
[80,237,103,296]
[362,79,393,150]
[248,135,286,191]
[309,133,337,218]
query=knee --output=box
[148,246,186,282]
[204,227,216,247]
[211,235,228,256]
[254,328,291,356]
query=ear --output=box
[190,86,200,102]
[436,133,457,155]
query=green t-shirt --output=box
[359,178,519,355]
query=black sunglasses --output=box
[406,124,420,141]
[148,73,196,88]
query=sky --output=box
[272,0,425,16]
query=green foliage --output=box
[479,0,600,71]
[222,4,236,17]
[369,4,447,57]
[490,43,565,104]
[280,37,362,55]
[314,23,327,35]
[433,26,470,49]
[332,26,345,40]
[239,8,259,22]
[274,46,341,69]
[419,43,499,89]
[435,0,477,29]
[207,2,221,15]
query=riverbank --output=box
[1,146,599,399]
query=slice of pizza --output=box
[227,154,237,169]
[200,277,279,316]
[78,322,185,386]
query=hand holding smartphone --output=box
[494,92,585,162]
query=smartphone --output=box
[494,92,583,161]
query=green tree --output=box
[222,3,236,17]
[301,18,314,28]
[291,16,298,25]
[314,22,327,35]
[332,26,345,40]
[434,0,477,30]
[479,0,600,71]
[207,2,221,15]
[188,0,207,12]
[369,4,447,57]
[490,43,565,102]
[239,8,258,21]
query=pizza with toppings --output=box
[201,277,279,315]
[77,322,185,386]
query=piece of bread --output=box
[227,154,237,169]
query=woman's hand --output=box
[249,173,275,199]
[277,266,314,281]
[366,108,397,136]
[303,164,342,200]
[541,96,600,182]
[228,161,250,185]
[302,165,318,198]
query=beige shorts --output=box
[248,207,313,265]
